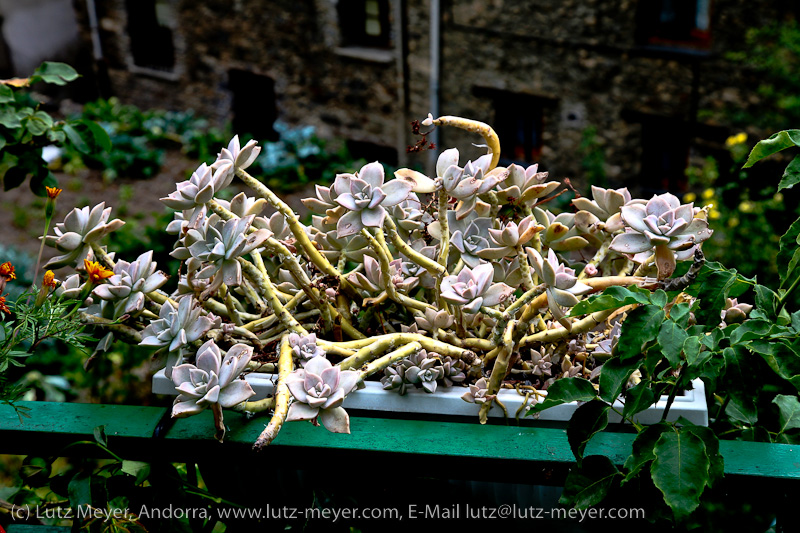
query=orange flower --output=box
[84,259,113,284]
[46,186,62,199]
[0,261,15,281]
[0,295,9,314]
[43,270,56,289]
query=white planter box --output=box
[153,370,708,426]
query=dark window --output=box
[228,69,279,142]
[338,0,391,48]
[639,116,690,193]
[475,89,555,166]
[637,0,712,49]
[125,0,175,71]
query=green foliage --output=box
[0,62,110,195]
[539,133,800,523]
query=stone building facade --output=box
[71,0,796,192]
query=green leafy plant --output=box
[0,62,111,196]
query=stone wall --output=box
[71,0,794,191]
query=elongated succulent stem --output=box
[331,333,475,367]
[479,320,516,423]
[578,239,611,280]
[519,308,615,347]
[78,313,142,343]
[424,115,502,171]
[436,189,450,268]
[235,168,356,296]
[383,217,445,276]
[238,257,307,336]
[515,245,535,290]
[253,336,294,450]
[357,341,422,380]
[236,396,275,414]
[221,285,243,326]
[242,291,306,332]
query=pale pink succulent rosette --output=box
[285,356,361,434]
[610,192,713,278]
[526,247,592,329]
[171,340,256,418]
[440,263,515,314]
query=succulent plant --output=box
[494,163,560,206]
[414,307,455,333]
[433,211,492,268]
[140,296,221,377]
[477,215,544,260]
[721,298,753,325]
[399,239,438,288]
[526,248,592,329]
[188,215,271,295]
[610,192,712,278]
[529,349,553,377]
[286,356,361,433]
[288,332,326,366]
[212,135,261,177]
[461,377,495,404]
[333,161,414,237]
[54,273,87,302]
[348,255,418,294]
[439,355,467,387]
[171,340,256,417]
[160,163,233,211]
[533,207,590,252]
[44,203,125,269]
[92,250,168,316]
[440,263,514,314]
[436,148,508,219]
[592,320,622,356]
[380,350,445,394]
[492,257,525,287]
[572,185,633,233]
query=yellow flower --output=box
[46,186,62,199]
[727,217,740,228]
[709,208,721,220]
[739,201,755,213]
[84,259,113,284]
[0,261,15,281]
[702,188,715,200]
[774,192,784,203]
[725,132,747,148]
[683,192,697,203]
[43,270,56,289]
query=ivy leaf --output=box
[778,217,800,286]
[559,455,620,509]
[93,425,107,447]
[121,460,151,485]
[569,285,650,316]
[0,83,13,103]
[754,285,779,320]
[669,302,692,328]
[779,155,800,191]
[599,357,639,403]
[683,336,704,366]
[567,400,610,463]
[743,129,800,168]
[748,340,800,391]
[623,422,671,483]
[773,395,800,434]
[527,377,596,414]
[729,319,773,345]
[691,270,739,331]
[68,471,93,513]
[616,305,665,361]
[30,62,79,86]
[651,428,710,518]
[650,289,668,309]
[681,424,724,488]
[723,346,759,424]
[657,320,688,369]
[623,381,657,419]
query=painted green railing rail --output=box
[1,401,798,481]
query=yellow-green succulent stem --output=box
[426,115,501,171]
[479,320,516,424]
[253,336,294,450]
[357,341,422,380]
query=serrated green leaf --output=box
[669,302,692,328]
[785,248,800,290]
[681,425,724,488]
[528,377,597,414]
[792,310,800,333]
[63,123,90,154]
[616,305,665,361]
[0,108,23,129]
[623,380,657,419]
[599,357,640,403]
[723,346,759,424]
[729,319,773,345]
[748,340,800,390]
[650,289,668,308]
[623,422,671,483]
[569,285,651,316]
[567,400,610,463]
[31,62,79,86]
[744,129,800,168]
[773,394,800,434]
[68,471,92,512]
[755,285,779,320]
[93,425,107,447]
[121,460,150,485]
[779,154,800,192]
[76,118,112,152]
[658,320,688,369]
[683,336,703,365]
[651,429,710,518]
[0,83,13,103]
[559,455,620,509]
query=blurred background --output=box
[1,1,798,530]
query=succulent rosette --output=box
[286,356,361,434]
[572,185,633,234]
[429,211,492,268]
[477,215,544,260]
[211,135,261,182]
[348,255,418,294]
[436,148,508,219]
[461,377,495,404]
[288,332,326,366]
[160,163,232,211]
[333,161,414,237]
[526,248,592,329]
[140,296,221,377]
[440,263,514,314]
[43,203,125,269]
[494,163,560,206]
[171,340,256,417]
[610,192,712,278]
[92,250,168,316]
